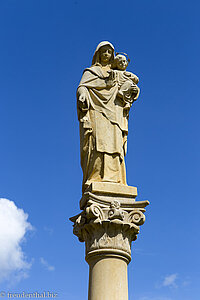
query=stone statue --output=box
[77,41,140,192]
[71,41,149,300]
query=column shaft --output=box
[88,255,128,300]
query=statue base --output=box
[70,182,149,300]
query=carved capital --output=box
[70,195,149,263]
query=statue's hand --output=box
[106,70,117,88]
[79,93,86,103]
[78,93,89,111]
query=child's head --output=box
[114,54,129,71]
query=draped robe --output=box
[77,65,130,191]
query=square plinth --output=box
[80,182,139,210]
[86,182,137,197]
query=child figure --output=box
[113,54,140,105]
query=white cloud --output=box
[40,257,55,271]
[162,273,178,288]
[0,198,33,283]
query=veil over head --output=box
[92,41,115,65]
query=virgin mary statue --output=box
[77,41,139,192]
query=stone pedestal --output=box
[70,182,149,300]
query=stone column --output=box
[70,182,149,300]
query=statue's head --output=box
[92,41,115,66]
[113,54,129,71]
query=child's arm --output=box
[124,71,139,84]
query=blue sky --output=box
[0,0,199,299]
